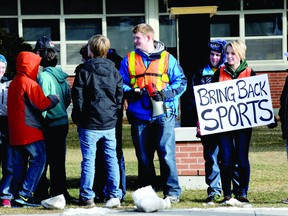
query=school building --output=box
[1,0,287,188]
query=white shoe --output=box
[41,194,66,210]
[105,197,120,208]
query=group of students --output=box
[0,22,287,209]
[0,23,184,208]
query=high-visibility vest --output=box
[219,66,252,81]
[127,51,170,91]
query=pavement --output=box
[2,207,288,216]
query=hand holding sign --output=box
[194,74,274,135]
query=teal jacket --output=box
[37,66,71,126]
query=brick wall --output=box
[176,140,205,176]
[175,127,205,176]
[257,71,288,109]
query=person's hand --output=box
[196,121,201,138]
[152,91,164,101]
[125,88,143,99]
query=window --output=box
[210,15,239,37]
[246,38,282,60]
[106,0,144,14]
[243,0,283,10]
[159,15,176,48]
[21,0,60,15]
[107,16,145,57]
[22,20,60,41]
[65,19,102,40]
[0,19,18,35]
[245,14,282,36]
[217,0,240,11]
[63,0,102,14]
[0,0,17,15]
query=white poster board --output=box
[193,74,274,136]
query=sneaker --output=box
[64,194,79,205]
[15,195,41,207]
[206,194,221,203]
[236,196,249,203]
[1,199,11,208]
[282,198,288,204]
[105,197,120,208]
[165,196,180,203]
[79,198,95,207]
[220,196,232,205]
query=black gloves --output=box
[152,90,165,102]
[125,88,143,99]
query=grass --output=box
[1,123,288,214]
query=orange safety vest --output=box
[127,51,170,91]
[219,66,252,81]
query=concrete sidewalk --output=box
[3,207,288,216]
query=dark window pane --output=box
[67,44,85,65]
[159,16,176,48]
[246,39,282,60]
[244,0,283,10]
[210,15,239,37]
[21,0,60,15]
[63,0,102,14]
[245,14,282,36]
[217,0,240,11]
[107,16,145,57]
[159,0,168,13]
[23,20,60,41]
[106,0,144,14]
[0,0,17,15]
[65,19,102,40]
[0,19,18,35]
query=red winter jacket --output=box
[8,51,59,146]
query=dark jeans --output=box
[218,128,252,198]
[35,124,69,199]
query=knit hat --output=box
[208,39,226,53]
[0,54,7,67]
[208,39,227,67]
[34,36,59,52]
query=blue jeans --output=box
[218,128,252,198]
[12,140,46,199]
[130,115,181,197]
[94,113,126,201]
[202,134,240,198]
[78,127,122,201]
[201,134,222,197]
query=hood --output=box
[136,40,166,60]
[16,51,41,80]
[84,57,115,76]
[224,59,248,76]
[44,66,68,83]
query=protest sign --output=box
[194,74,274,135]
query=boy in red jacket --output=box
[8,51,59,206]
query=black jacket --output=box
[71,57,123,130]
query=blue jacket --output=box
[119,40,187,121]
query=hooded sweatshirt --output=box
[119,40,187,121]
[71,57,123,130]
[7,51,59,146]
[37,66,71,127]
